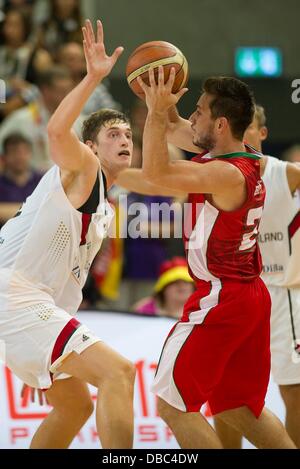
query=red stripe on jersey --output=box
[80,213,92,245]
[51,317,81,365]
[288,211,300,239]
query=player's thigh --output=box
[57,341,136,388]
[279,383,300,408]
[45,376,93,416]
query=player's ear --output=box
[216,117,227,133]
[260,126,268,142]
[85,140,97,155]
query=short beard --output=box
[193,134,216,151]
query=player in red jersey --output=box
[137,67,295,448]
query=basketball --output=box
[126,41,189,98]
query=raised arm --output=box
[138,66,244,196]
[47,20,123,173]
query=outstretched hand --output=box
[82,19,124,80]
[21,383,49,406]
[137,66,188,114]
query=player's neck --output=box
[210,140,246,158]
[101,167,114,191]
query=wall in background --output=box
[85,0,300,146]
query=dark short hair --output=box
[3,133,32,153]
[36,66,72,88]
[82,109,131,143]
[202,76,255,140]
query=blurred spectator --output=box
[283,144,300,163]
[0,66,82,171]
[0,0,34,15]
[0,7,53,120]
[0,8,52,83]
[0,133,42,225]
[56,42,121,114]
[133,257,194,319]
[39,0,83,53]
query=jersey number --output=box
[239,206,263,251]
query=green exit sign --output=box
[235,47,282,77]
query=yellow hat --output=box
[154,264,193,294]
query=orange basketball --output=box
[126,41,189,98]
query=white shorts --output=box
[269,285,300,385]
[0,302,100,389]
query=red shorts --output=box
[152,277,271,418]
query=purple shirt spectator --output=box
[0,172,42,202]
[124,194,174,280]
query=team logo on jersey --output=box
[254,180,263,196]
[82,334,89,342]
[72,265,80,280]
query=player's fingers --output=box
[86,19,95,45]
[38,390,44,406]
[96,19,104,44]
[82,25,91,49]
[137,76,149,91]
[166,67,176,90]
[158,65,164,87]
[20,384,26,398]
[110,46,124,65]
[175,87,189,100]
[82,27,88,44]
[83,39,90,59]
[149,67,156,87]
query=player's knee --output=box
[54,392,94,421]
[97,358,136,388]
[112,359,136,384]
[80,398,94,421]
[71,396,94,423]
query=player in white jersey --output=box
[214,105,300,447]
[0,20,189,449]
[0,20,139,449]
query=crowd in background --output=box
[0,0,299,316]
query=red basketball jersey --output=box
[183,149,265,284]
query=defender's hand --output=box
[82,19,123,80]
[21,383,48,406]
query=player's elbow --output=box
[47,121,63,140]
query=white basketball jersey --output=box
[0,166,114,313]
[259,156,300,288]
